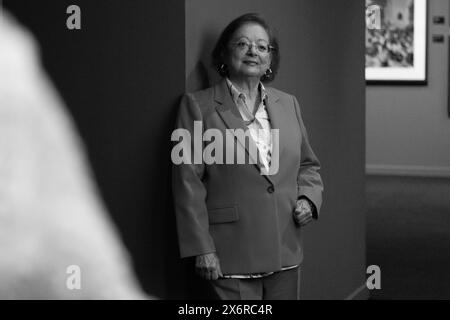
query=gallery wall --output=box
[366,0,450,177]
[186,0,367,299]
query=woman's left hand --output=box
[293,199,313,227]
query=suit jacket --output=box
[172,79,323,275]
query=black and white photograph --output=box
[366,0,427,83]
[0,0,449,309]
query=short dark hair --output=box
[211,13,280,83]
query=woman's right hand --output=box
[195,253,223,280]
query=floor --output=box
[366,175,450,300]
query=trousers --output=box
[207,267,300,300]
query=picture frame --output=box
[366,0,428,85]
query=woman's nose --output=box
[246,45,257,56]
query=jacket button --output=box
[267,186,275,194]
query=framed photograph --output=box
[366,0,428,84]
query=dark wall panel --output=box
[3,0,186,298]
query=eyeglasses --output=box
[230,39,275,55]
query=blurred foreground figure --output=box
[0,12,147,299]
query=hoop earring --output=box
[219,64,228,75]
[265,68,273,76]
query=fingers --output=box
[198,266,220,280]
[195,253,222,280]
[294,207,313,227]
[296,212,313,226]
[217,262,223,278]
[211,269,220,281]
[199,267,219,280]
[196,266,212,280]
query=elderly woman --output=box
[172,13,323,300]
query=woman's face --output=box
[226,23,272,81]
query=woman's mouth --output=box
[243,61,258,66]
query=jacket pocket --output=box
[208,206,239,224]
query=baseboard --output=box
[345,283,370,300]
[366,164,450,178]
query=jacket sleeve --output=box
[292,95,324,218]
[172,93,216,258]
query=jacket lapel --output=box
[214,79,274,185]
[264,87,286,165]
[214,79,248,133]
